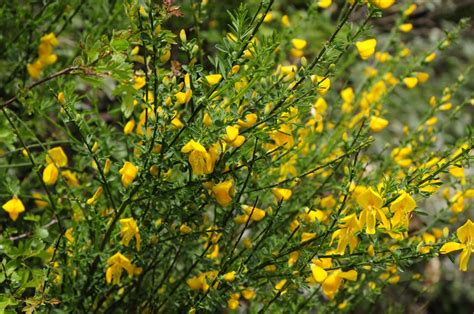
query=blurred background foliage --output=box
[0,1,473,313]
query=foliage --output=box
[0,0,473,312]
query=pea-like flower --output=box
[440,219,474,271]
[119,161,139,187]
[2,196,26,221]
[181,140,215,175]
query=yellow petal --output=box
[310,264,327,283]
[439,242,465,254]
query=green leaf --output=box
[111,39,130,51]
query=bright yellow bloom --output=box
[403,4,417,16]
[390,191,416,228]
[331,214,361,255]
[46,147,68,167]
[64,227,74,243]
[40,33,59,46]
[86,186,103,205]
[291,38,307,50]
[181,140,215,175]
[403,77,418,89]
[43,163,59,186]
[120,218,141,250]
[133,76,146,90]
[369,0,395,9]
[105,252,141,285]
[357,187,389,234]
[312,75,331,95]
[205,74,222,86]
[187,273,209,292]
[211,181,234,207]
[32,193,48,208]
[223,126,245,148]
[241,288,256,300]
[356,39,377,60]
[242,205,266,221]
[124,120,135,135]
[2,196,26,221]
[399,23,413,32]
[272,188,292,202]
[317,0,332,9]
[424,52,437,63]
[61,170,80,187]
[281,15,290,27]
[223,271,236,282]
[237,113,258,128]
[311,263,358,300]
[119,161,139,187]
[369,116,389,132]
[440,219,474,271]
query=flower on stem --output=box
[119,218,141,250]
[357,187,390,234]
[331,214,361,255]
[105,252,141,285]
[181,140,215,175]
[356,39,376,60]
[119,162,139,187]
[440,219,474,271]
[211,180,234,207]
[2,196,26,221]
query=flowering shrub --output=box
[0,0,473,312]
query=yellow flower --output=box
[57,92,65,104]
[281,15,290,27]
[181,140,215,175]
[27,60,43,79]
[356,39,376,60]
[331,214,361,255]
[133,75,146,90]
[317,0,332,9]
[241,288,256,300]
[242,205,266,221]
[43,163,59,186]
[65,227,74,243]
[403,4,417,16]
[369,0,395,9]
[86,186,103,205]
[46,147,68,167]
[211,181,234,207]
[291,38,307,50]
[223,126,245,148]
[32,193,48,208]
[187,273,209,292]
[272,188,292,202]
[124,120,135,135]
[312,75,331,95]
[399,23,413,33]
[357,187,389,234]
[440,219,474,271]
[105,252,140,285]
[120,218,141,250]
[205,74,222,86]
[311,264,358,300]
[2,196,26,221]
[62,170,80,187]
[223,271,236,282]
[40,32,59,46]
[369,116,389,132]
[119,162,139,187]
[403,77,418,89]
[237,113,258,128]
[390,191,416,227]
[424,52,437,63]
